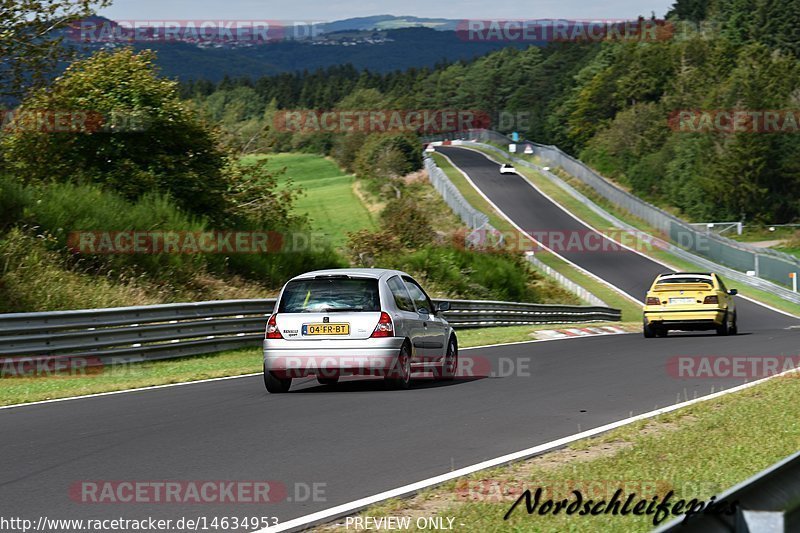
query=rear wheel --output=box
[386,343,412,389]
[435,337,458,381]
[655,327,668,338]
[730,313,738,335]
[264,365,292,393]
[716,312,730,336]
[643,319,655,338]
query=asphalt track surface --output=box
[2,148,798,530]
[437,146,798,332]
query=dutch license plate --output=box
[303,323,350,335]
[668,297,695,305]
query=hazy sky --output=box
[100,0,676,22]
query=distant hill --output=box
[64,24,527,81]
[320,15,460,32]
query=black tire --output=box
[729,313,738,335]
[643,319,655,338]
[264,366,292,393]
[434,336,458,381]
[317,375,339,386]
[716,312,730,336]
[655,327,668,338]
[386,343,412,390]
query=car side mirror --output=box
[728,289,738,296]
[417,307,429,315]
[437,301,450,312]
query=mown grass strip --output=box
[246,153,377,247]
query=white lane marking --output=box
[0,332,632,410]
[0,372,261,411]
[445,147,800,319]
[256,366,797,532]
[435,150,642,306]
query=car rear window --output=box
[278,277,381,313]
[657,277,712,285]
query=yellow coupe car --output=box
[642,272,738,337]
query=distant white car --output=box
[499,163,516,175]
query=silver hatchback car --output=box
[263,268,457,393]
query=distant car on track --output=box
[642,272,738,338]
[499,163,516,175]
[263,268,457,393]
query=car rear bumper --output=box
[263,337,405,378]
[643,308,726,328]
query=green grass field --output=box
[251,153,377,247]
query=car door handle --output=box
[423,322,427,327]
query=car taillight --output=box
[371,312,394,338]
[646,297,661,306]
[703,295,718,304]
[266,314,283,339]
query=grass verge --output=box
[0,322,636,407]
[317,373,800,532]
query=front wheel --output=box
[264,366,292,393]
[435,337,458,381]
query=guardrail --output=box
[424,156,497,233]
[654,450,800,532]
[0,299,620,364]
[524,254,608,307]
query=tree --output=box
[1,0,110,99]
[1,49,232,221]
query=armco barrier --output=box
[424,156,497,233]
[654,450,800,532]
[0,299,620,364]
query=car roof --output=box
[289,268,409,281]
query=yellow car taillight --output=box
[646,297,661,305]
[703,295,719,304]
